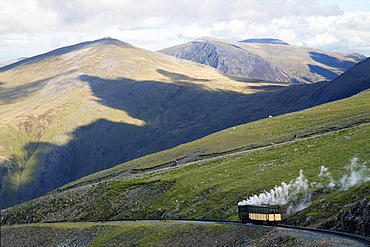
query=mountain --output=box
[159,37,366,84]
[0,37,369,210]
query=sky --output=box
[1,0,370,62]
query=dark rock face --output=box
[160,41,292,83]
[159,37,367,84]
[328,199,370,236]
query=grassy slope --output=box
[1,90,369,237]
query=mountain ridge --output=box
[159,36,366,83]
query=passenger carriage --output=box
[238,204,281,225]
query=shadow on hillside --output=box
[308,64,339,80]
[0,79,46,104]
[157,69,211,82]
[31,72,319,195]
[248,85,287,91]
[309,52,358,70]
[3,67,368,208]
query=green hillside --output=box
[2,88,369,236]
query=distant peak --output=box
[101,36,116,40]
[95,37,122,43]
[195,36,227,42]
[240,38,290,45]
[88,37,133,47]
[0,37,134,71]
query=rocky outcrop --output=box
[286,182,370,237]
[324,198,370,236]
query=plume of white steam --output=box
[238,170,308,206]
[238,158,369,214]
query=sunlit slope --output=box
[0,38,291,209]
[159,37,366,83]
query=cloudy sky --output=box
[1,0,370,62]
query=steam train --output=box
[238,204,281,225]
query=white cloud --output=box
[306,33,340,48]
[0,0,60,33]
[0,0,369,62]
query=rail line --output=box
[91,218,370,246]
[277,224,370,246]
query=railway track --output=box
[277,224,370,246]
[92,218,370,246]
[176,220,370,246]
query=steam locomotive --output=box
[238,204,281,225]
